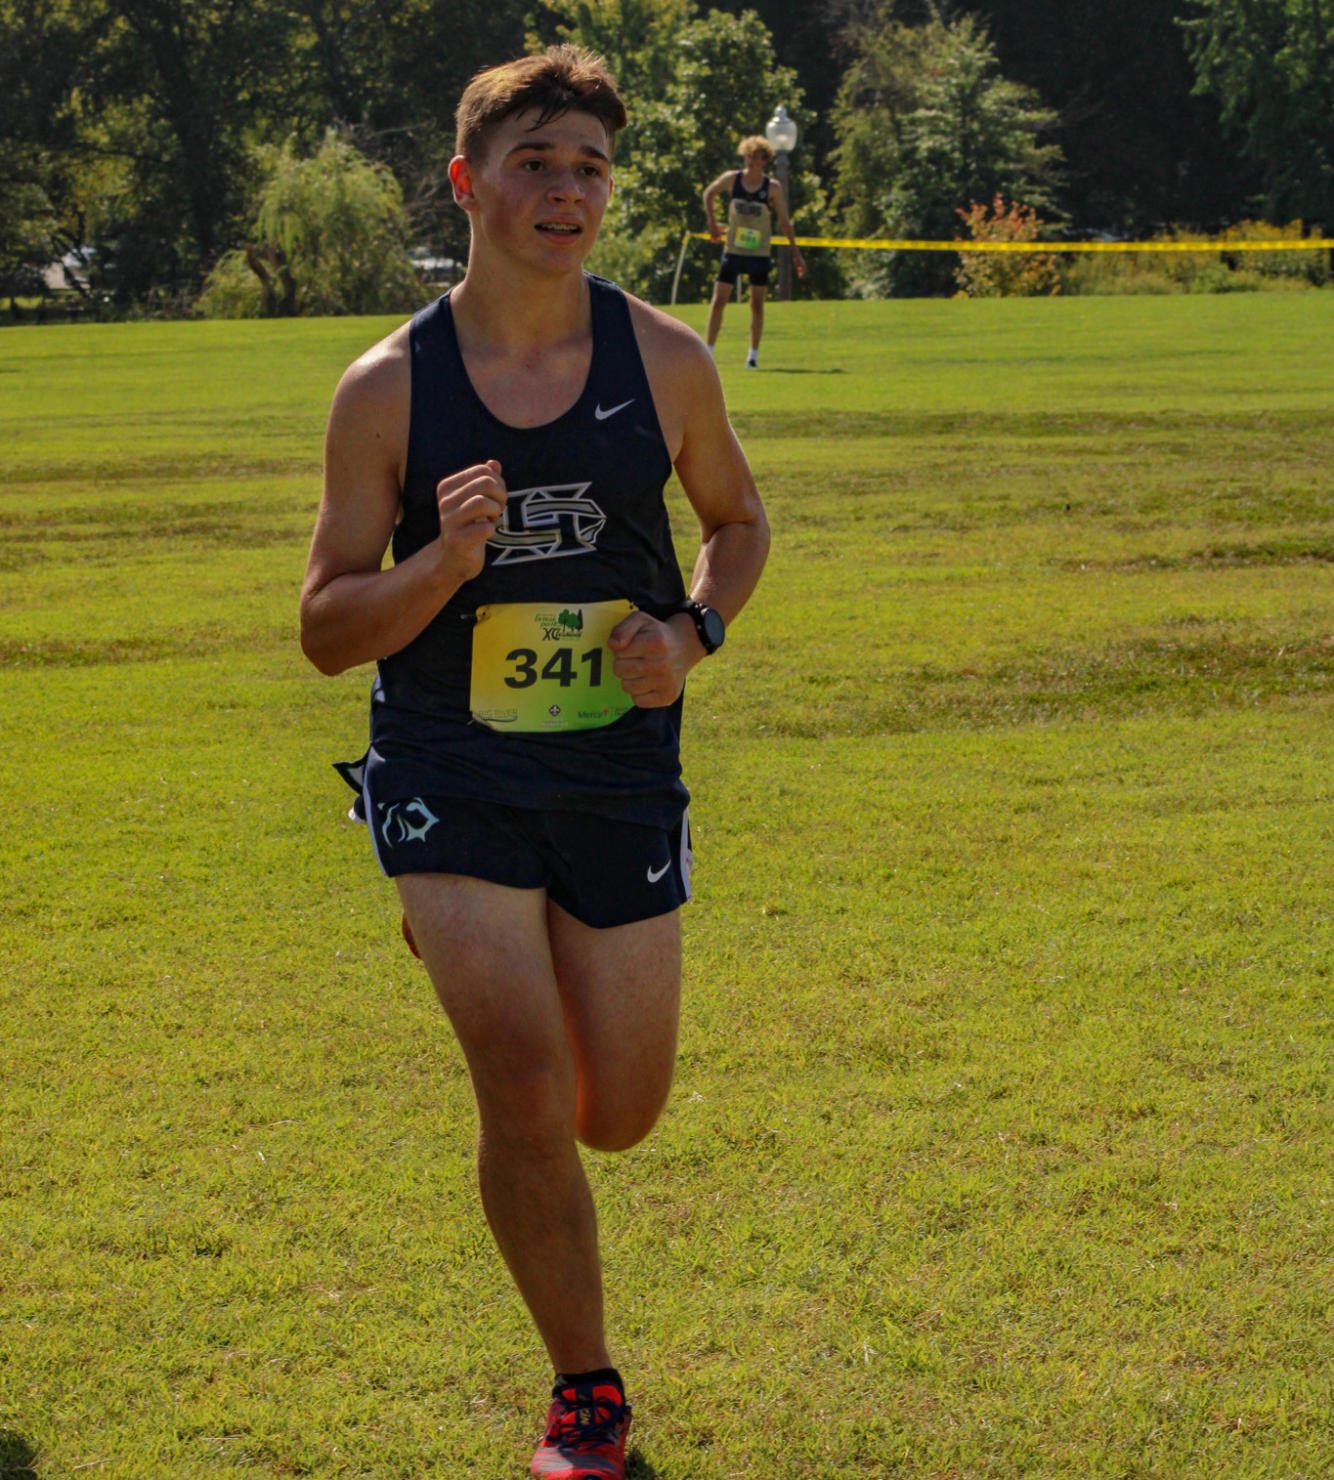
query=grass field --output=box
[1,295,1331,1479]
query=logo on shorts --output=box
[378,797,439,847]
[487,484,606,566]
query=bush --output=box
[954,195,1060,297]
[1061,220,1330,296]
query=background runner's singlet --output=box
[358,273,690,828]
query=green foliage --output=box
[283,0,531,272]
[938,0,1246,231]
[0,0,530,312]
[0,180,57,300]
[1062,220,1332,297]
[199,132,422,318]
[1183,0,1334,226]
[2,297,1332,1474]
[530,0,692,99]
[832,7,1063,297]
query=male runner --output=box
[702,135,806,368]
[300,46,769,1480]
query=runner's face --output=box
[456,108,613,272]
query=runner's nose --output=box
[547,168,584,201]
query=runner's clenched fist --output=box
[437,459,506,584]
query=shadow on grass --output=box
[627,1447,663,1478]
[762,366,847,374]
[0,1431,39,1480]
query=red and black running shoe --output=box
[529,1377,631,1479]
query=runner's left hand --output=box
[608,612,703,708]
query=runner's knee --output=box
[575,1074,671,1152]
[472,1047,577,1146]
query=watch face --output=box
[700,606,726,651]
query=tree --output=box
[288,0,531,275]
[529,0,692,102]
[708,0,852,165]
[0,0,532,312]
[1183,0,1334,226]
[831,7,1063,295]
[199,131,420,317]
[955,0,1250,231]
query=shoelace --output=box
[546,1388,626,1447]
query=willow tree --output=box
[199,131,420,317]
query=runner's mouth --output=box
[536,222,582,236]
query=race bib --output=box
[726,197,772,257]
[469,599,637,732]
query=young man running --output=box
[300,46,769,1480]
[702,135,806,368]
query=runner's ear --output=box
[449,156,475,208]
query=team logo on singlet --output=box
[486,484,606,566]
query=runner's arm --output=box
[671,336,770,632]
[299,338,505,675]
[609,308,769,705]
[702,172,735,241]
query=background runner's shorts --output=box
[717,252,771,287]
[365,795,692,929]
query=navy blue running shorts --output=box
[364,795,693,929]
[717,252,771,288]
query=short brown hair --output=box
[738,136,774,163]
[455,45,628,161]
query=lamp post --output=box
[764,105,798,301]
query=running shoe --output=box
[529,1377,631,1479]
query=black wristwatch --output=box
[676,598,726,655]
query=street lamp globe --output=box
[764,105,798,156]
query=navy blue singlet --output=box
[358,274,689,828]
[731,172,772,209]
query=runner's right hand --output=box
[436,460,506,584]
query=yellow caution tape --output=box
[690,233,1334,253]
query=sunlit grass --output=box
[1,295,1331,1477]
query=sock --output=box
[706,343,715,357]
[746,349,758,366]
[554,1367,624,1397]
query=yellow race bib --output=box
[469,599,637,732]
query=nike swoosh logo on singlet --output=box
[595,399,635,421]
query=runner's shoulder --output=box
[332,320,411,423]
[624,293,718,394]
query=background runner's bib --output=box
[726,197,772,257]
[470,599,636,732]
